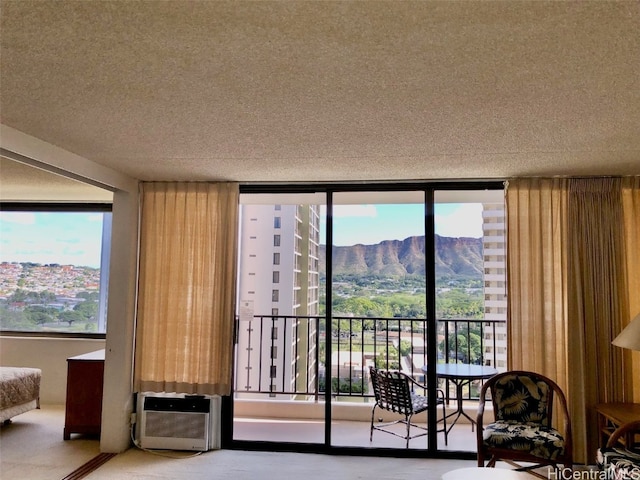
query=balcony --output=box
[233,315,505,451]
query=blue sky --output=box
[0,212,105,268]
[0,203,483,267]
[327,203,483,246]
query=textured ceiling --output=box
[1,0,639,184]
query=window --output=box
[273,234,281,246]
[0,204,112,335]
[274,217,281,228]
[273,252,280,265]
[273,271,280,283]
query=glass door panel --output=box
[328,191,432,450]
[433,189,507,452]
[233,192,326,444]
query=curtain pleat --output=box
[134,182,239,396]
[566,177,629,463]
[622,177,640,402]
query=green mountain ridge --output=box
[319,235,483,280]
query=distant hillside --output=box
[319,235,483,280]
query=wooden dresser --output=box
[63,349,105,440]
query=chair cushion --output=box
[483,420,566,461]
[493,373,552,426]
[597,447,640,479]
[410,392,428,414]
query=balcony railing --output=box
[233,315,506,404]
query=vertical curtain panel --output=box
[566,178,630,462]
[622,177,640,401]
[506,178,569,384]
[506,177,640,464]
[134,182,239,396]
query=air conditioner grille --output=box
[144,411,207,440]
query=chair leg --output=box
[370,404,377,442]
[440,400,448,446]
[406,413,412,448]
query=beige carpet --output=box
[1,405,478,479]
[85,448,475,480]
[0,405,101,480]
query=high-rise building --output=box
[481,202,507,370]
[236,203,321,399]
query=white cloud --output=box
[331,204,378,218]
[435,204,483,238]
[0,212,36,224]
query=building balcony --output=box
[233,315,503,452]
[233,395,482,451]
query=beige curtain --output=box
[622,177,640,402]
[566,178,631,463]
[506,177,640,464]
[134,182,239,396]
[506,178,569,385]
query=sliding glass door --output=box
[230,183,505,455]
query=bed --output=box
[0,366,42,423]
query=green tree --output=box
[74,301,98,321]
[77,291,100,301]
[58,310,84,326]
[24,306,54,325]
[0,307,35,330]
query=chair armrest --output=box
[606,420,640,449]
[476,378,490,427]
[406,375,446,400]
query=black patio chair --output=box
[369,366,448,448]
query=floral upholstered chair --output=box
[597,420,640,479]
[476,370,572,477]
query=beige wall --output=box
[1,125,140,453]
[0,336,106,404]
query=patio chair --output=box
[476,370,572,477]
[369,367,447,448]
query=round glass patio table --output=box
[422,363,498,433]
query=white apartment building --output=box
[236,203,321,399]
[481,202,508,370]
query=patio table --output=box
[422,363,498,434]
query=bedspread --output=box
[0,367,41,411]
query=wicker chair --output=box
[597,420,640,479]
[369,367,447,448]
[476,370,572,477]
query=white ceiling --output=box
[1,0,639,187]
[0,156,113,202]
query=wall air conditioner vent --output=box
[137,393,220,451]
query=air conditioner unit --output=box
[137,392,221,451]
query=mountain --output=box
[319,235,483,280]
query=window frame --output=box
[0,202,112,339]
